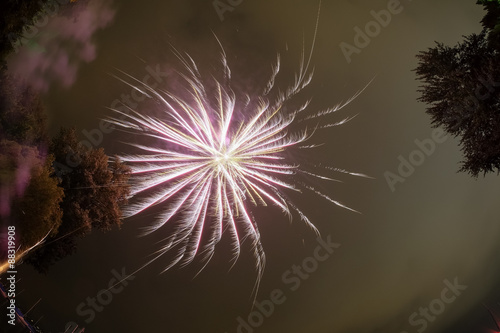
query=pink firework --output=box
[108,8,369,288]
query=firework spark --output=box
[108,7,369,289]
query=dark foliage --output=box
[478,0,500,50]
[26,128,131,273]
[0,0,91,68]
[0,0,52,64]
[415,8,500,177]
[0,140,63,251]
[0,72,49,148]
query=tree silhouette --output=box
[26,128,130,273]
[415,13,500,177]
[0,73,49,148]
[0,0,53,64]
[0,140,63,251]
[478,0,500,50]
[0,0,89,64]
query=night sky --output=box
[4,0,500,332]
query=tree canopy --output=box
[415,3,500,177]
[0,73,49,147]
[0,140,64,252]
[0,0,130,275]
[0,0,52,65]
[478,0,500,50]
[26,128,130,273]
[0,0,89,66]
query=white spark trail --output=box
[109,0,371,295]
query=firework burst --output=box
[108,8,370,289]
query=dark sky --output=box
[4,0,500,332]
